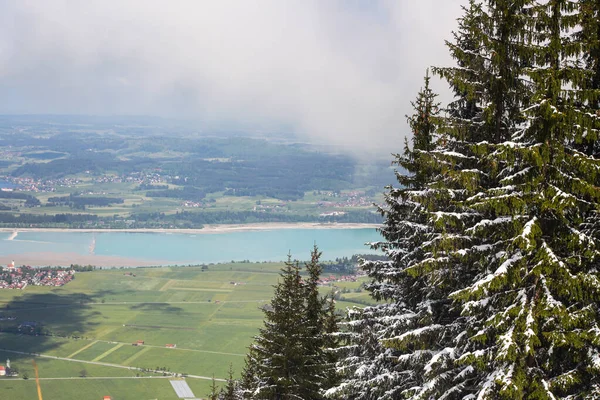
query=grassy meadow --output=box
[0,262,373,399]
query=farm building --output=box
[103,396,112,400]
[0,366,5,376]
[132,340,144,346]
[165,344,176,348]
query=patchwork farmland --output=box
[0,262,370,399]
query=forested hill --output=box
[0,122,393,227]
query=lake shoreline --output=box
[1,223,382,267]
[0,222,381,235]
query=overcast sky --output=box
[0,0,464,155]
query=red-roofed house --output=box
[103,396,112,400]
[165,344,176,348]
[0,366,5,376]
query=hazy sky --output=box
[0,0,464,155]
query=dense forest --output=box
[4,135,363,201]
[235,1,600,399]
[47,194,125,208]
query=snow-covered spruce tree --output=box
[322,293,341,390]
[241,247,337,399]
[450,0,600,398]
[327,71,448,399]
[330,0,539,398]
[578,0,600,247]
[573,0,600,156]
[390,1,536,397]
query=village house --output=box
[0,366,5,376]
[165,344,176,348]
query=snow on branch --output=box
[466,216,517,234]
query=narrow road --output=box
[0,348,226,382]
[84,338,245,357]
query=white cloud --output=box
[0,0,465,156]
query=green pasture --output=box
[0,377,198,400]
[0,262,373,399]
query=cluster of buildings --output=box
[1,176,82,193]
[1,170,169,194]
[93,171,166,185]
[317,191,372,209]
[181,200,209,208]
[0,264,75,289]
[318,274,359,286]
[253,202,288,212]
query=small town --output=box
[0,262,75,289]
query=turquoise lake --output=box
[0,228,382,265]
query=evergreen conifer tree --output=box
[219,364,241,400]
[208,375,220,400]
[331,0,538,398]
[327,71,446,399]
[447,1,600,398]
[322,293,341,390]
[574,0,600,156]
[332,0,600,398]
[241,256,306,399]
[241,247,337,399]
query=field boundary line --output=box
[67,340,98,359]
[158,279,175,291]
[122,345,151,365]
[92,343,124,362]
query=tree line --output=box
[47,194,125,208]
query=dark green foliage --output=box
[0,213,98,225]
[448,1,600,398]
[47,194,125,208]
[208,375,219,400]
[0,190,40,207]
[219,364,241,400]
[241,247,338,399]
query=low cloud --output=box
[0,0,464,156]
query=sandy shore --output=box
[1,252,171,268]
[0,222,380,235]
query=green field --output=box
[0,262,372,399]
